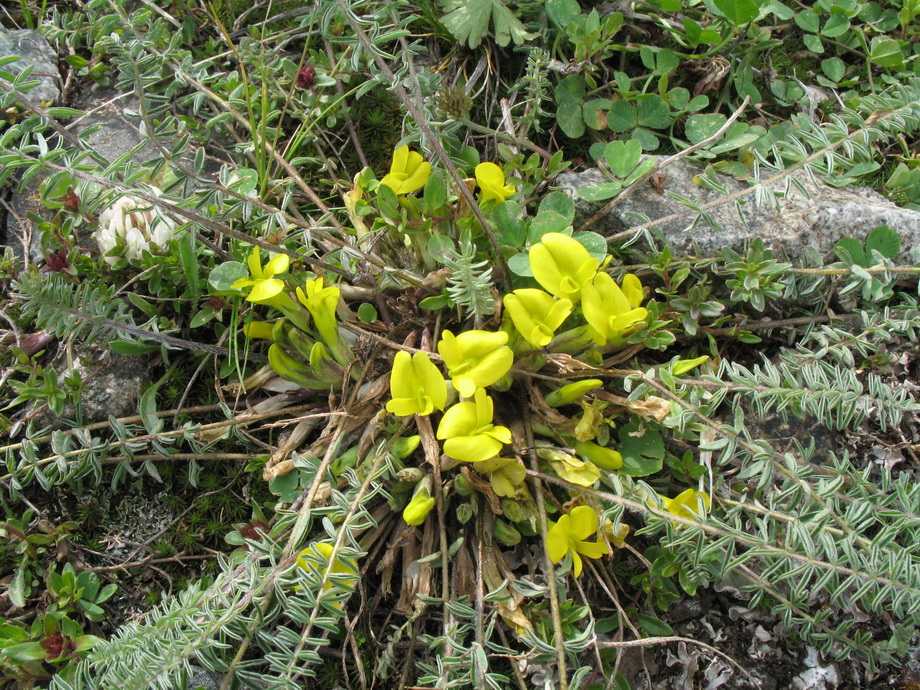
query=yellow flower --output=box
[437,388,512,463]
[437,329,514,398]
[661,489,710,520]
[546,505,607,577]
[503,289,573,349]
[386,351,448,417]
[232,247,291,304]
[528,233,599,303]
[581,272,648,346]
[296,277,341,347]
[378,145,431,195]
[475,162,516,203]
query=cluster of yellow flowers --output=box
[383,226,653,572]
[231,146,710,581]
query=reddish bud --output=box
[296,65,316,90]
[63,186,80,213]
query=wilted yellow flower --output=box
[437,388,512,463]
[475,162,516,203]
[503,289,573,349]
[546,505,607,577]
[529,233,599,303]
[581,272,648,346]
[477,456,526,497]
[378,145,431,195]
[438,329,514,398]
[386,351,448,417]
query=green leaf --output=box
[821,13,850,37]
[493,201,527,247]
[636,95,671,129]
[555,75,586,138]
[623,156,657,186]
[2,642,47,663]
[709,129,763,154]
[508,252,533,277]
[606,100,637,132]
[865,225,900,259]
[617,420,665,476]
[178,233,201,298]
[545,0,580,27]
[869,38,904,70]
[427,232,455,262]
[582,98,612,130]
[573,231,608,261]
[376,182,400,218]
[529,211,571,242]
[420,293,452,310]
[209,261,248,291]
[713,0,760,24]
[189,307,216,329]
[834,237,867,266]
[139,378,164,435]
[578,182,622,201]
[684,113,726,144]
[440,0,537,48]
[357,302,378,323]
[803,34,824,53]
[794,9,820,32]
[9,561,28,608]
[538,192,576,225]
[637,613,674,636]
[604,139,642,178]
[127,293,156,317]
[422,169,448,213]
[821,57,845,82]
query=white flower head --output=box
[94,187,177,266]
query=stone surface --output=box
[0,28,61,106]
[557,160,920,263]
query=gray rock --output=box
[557,160,920,263]
[70,86,160,165]
[186,666,228,690]
[22,341,150,431]
[0,28,61,106]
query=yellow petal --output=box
[568,505,600,541]
[403,495,435,526]
[243,321,275,340]
[263,252,290,277]
[246,246,262,278]
[247,278,285,303]
[391,145,409,175]
[443,434,504,463]
[621,273,644,308]
[436,400,478,439]
[546,516,570,564]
